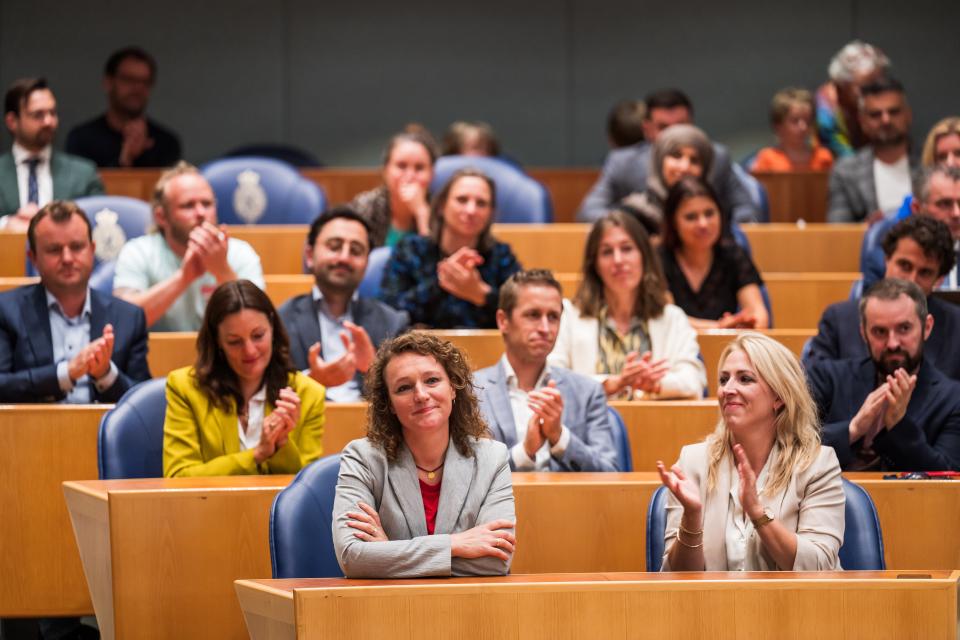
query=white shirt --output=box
[499,355,571,471]
[238,386,266,452]
[725,449,774,571]
[12,142,53,209]
[873,155,911,217]
[312,286,362,402]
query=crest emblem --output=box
[91,208,127,261]
[233,169,268,224]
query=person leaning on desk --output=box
[657,333,845,571]
[333,332,516,578]
[163,279,325,477]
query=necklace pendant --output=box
[427,471,436,480]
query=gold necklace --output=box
[415,462,445,480]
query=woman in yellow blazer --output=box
[163,280,325,477]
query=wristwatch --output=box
[751,508,774,530]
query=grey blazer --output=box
[474,361,620,472]
[333,436,515,578]
[827,148,917,222]
[662,442,845,571]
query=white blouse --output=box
[238,386,266,452]
[724,450,774,571]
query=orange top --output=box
[752,145,834,172]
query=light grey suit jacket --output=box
[827,147,917,222]
[333,436,515,578]
[662,442,845,571]
[474,361,620,472]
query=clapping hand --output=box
[733,444,763,520]
[528,380,564,443]
[253,387,299,462]
[438,247,490,305]
[67,324,116,382]
[882,368,917,430]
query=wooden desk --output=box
[753,170,830,223]
[99,168,161,201]
[229,226,308,275]
[0,275,38,293]
[742,223,864,272]
[235,570,958,640]
[0,405,107,616]
[0,231,27,277]
[765,272,858,329]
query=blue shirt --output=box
[48,288,118,403]
[312,286,362,402]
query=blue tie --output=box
[26,157,40,205]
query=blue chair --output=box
[97,377,168,479]
[26,195,152,291]
[430,155,553,223]
[645,477,884,571]
[607,406,633,472]
[270,454,343,578]
[358,245,393,299]
[201,156,326,225]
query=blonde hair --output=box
[921,116,960,168]
[151,160,203,211]
[705,333,821,496]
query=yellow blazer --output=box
[163,366,326,477]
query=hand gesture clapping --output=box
[656,460,702,514]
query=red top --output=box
[419,479,442,535]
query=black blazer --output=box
[804,296,960,382]
[807,357,960,471]
[279,293,409,382]
[0,284,150,402]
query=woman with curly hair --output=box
[656,333,844,571]
[163,279,326,477]
[333,332,516,578]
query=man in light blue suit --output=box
[474,269,619,472]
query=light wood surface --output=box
[0,275,38,292]
[743,223,864,272]
[235,570,959,640]
[0,231,27,277]
[0,405,107,616]
[263,274,313,308]
[765,272,858,329]
[752,171,830,223]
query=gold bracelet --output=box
[679,522,703,536]
[675,533,703,549]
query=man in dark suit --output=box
[805,216,960,380]
[0,200,150,403]
[577,88,761,224]
[0,78,103,228]
[807,278,960,471]
[279,206,408,401]
[474,269,619,472]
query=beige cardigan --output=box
[547,299,707,399]
[662,442,845,571]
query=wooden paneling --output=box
[765,272,858,329]
[742,223,864,272]
[752,171,830,223]
[0,231,27,277]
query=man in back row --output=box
[113,161,264,330]
[475,269,620,472]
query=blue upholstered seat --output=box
[97,377,168,479]
[431,156,553,223]
[358,245,393,299]
[607,406,633,472]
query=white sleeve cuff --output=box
[510,443,537,471]
[57,360,75,392]
[550,425,571,457]
[93,361,119,392]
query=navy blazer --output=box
[0,284,150,403]
[474,360,619,472]
[807,357,960,471]
[804,297,960,382]
[279,292,409,379]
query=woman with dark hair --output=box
[380,168,522,328]
[350,127,438,248]
[333,332,516,578]
[163,279,326,477]
[548,210,706,400]
[659,177,769,330]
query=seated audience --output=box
[548,210,706,399]
[806,217,960,380]
[577,88,761,224]
[163,280,325,477]
[607,99,646,149]
[1,78,103,229]
[333,332,516,578]
[862,166,960,290]
[659,177,768,329]
[66,46,182,168]
[921,116,960,169]
[113,161,265,330]
[442,121,501,157]
[658,332,844,571]
[816,40,891,158]
[828,77,915,223]
[475,270,619,471]
[807,279,960,471]
[752,88,834,172]
[380,168,521,329]
[279,207,409,401]
[0,200,149,402]
[351,127,436,247]
[619,124,714,234]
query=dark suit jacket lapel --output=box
[485,362,519,448]
[0,153,19,214]
[388,445,428,537]
[24,285,54,366]
[435,443,474,535]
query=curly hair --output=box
[364,332,488,461]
